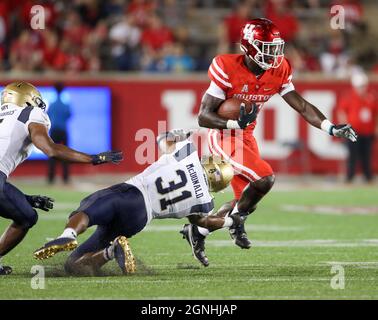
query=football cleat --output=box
[229,218,252,249]
[113,236,136,274]
[180,224,209,267]
[0,265,12,276]
[33,237,78,260]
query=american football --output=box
[217,97,253,120]
[0,0,378,310]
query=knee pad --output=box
[19,209,38,229]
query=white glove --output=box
[331,124,358,142]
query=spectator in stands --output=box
[141,14,173,52]
[109,14,142,70]
[62,9,90,47]
[265,0,299,43]
[163,43,195,72]
[47,82,72,185]
[41,30,59,70]
[52,38,87,72]
[127,0,158,28]
[9,30,43,71]
[218,0,251,53]
[338,72,378,184]
[158,0,189,29]
[320,29,349,77]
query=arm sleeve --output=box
[205,81,226,100]
[279,59,295,96]
[25,108,51,133]
[208,56,232,92]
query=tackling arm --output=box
[188,213,240,232]
[29,123,123,164]
[283,90,357,142]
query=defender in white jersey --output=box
[0,82,123,276]
[33,130,240,274]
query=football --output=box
[217,97,252,120]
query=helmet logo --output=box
[242,24,255,44]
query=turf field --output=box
[1,183,378,300]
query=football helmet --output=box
[1,81,46,110]
[240,18,285,70]
[201,155,234,192]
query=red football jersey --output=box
[207,54,294,133]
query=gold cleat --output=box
[33,238,78,260]
[114,236,136,274]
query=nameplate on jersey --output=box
[17,106,33,124]
[174,142,196,161]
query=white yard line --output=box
[282,204,378,215]
[207,239,378,247]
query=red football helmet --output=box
[240,18,285,70]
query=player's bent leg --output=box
[34,185,125,260]
[180,224,209,267]
[238,174,275,213]
[0,176,39,273]
[33,211,90,260]
[64,225,116,276]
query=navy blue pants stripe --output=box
[0,171,38,228]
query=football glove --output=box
[26,195,54,212]
[156,129,193,144]
[91,150,123,165]
[331,124,358,142]
[238,103,258,129]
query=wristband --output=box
[226,120,241,129]
[320,119,335,135]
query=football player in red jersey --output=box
[181,18,357,265]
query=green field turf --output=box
[0,184,378,300]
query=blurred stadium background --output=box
[1,0,378,300]
[0,0,377,183]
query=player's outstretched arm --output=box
[29,123,123,164]
[283,90,357,142]
[188,213,241,232]
[156,129,193,154]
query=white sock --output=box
[197,226,210,237]
[59,228,77,239]
[0,255,3,268]
[222,217,234,228]
[103,246,114,261]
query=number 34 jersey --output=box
[126,140,214,223]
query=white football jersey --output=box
[127,140,214,223]
[0,103,51,177]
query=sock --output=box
[59,228,77,239]
[197,226,210,237]
[0,255,3,268]
[222,217,234,228]
[103,245,115,261]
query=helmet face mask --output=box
[240,18,285,71]
[1,82,46,110]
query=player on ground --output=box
[33,130,238,273]
[0,82,123,276]
[183,18,357,257]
